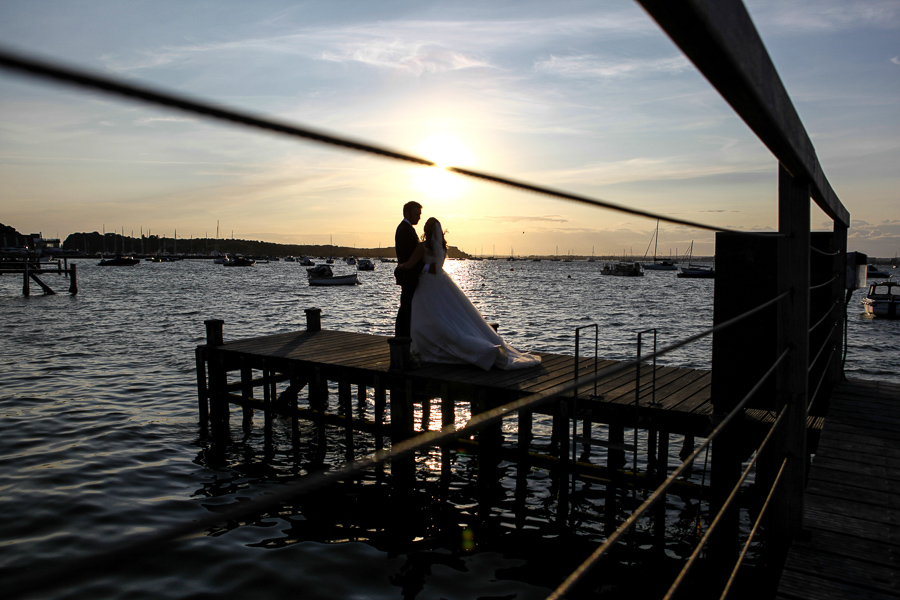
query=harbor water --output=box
[1,258,896,599]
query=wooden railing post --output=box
[831,222,848,383]
[773,162,810,557]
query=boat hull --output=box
[98,257,139,266]
[309,274,360,286]
[678,267,715,278]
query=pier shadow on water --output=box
[190,384,776,600]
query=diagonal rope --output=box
[5,289,789,598]
[1,46,740,235]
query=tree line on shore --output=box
[59,230,472,259]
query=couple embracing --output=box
[394,201,541,371]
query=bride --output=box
[397,217,541,371]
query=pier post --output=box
[772,163,810,558]
[68,263,78,294]
[204,320,227,426]
[240,361,255,434]
[305,307,321,331]
[388,337,412,372]
[22,264,30,296]
[205,319,225,346]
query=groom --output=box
[394,200,423,337]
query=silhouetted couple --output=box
[393,201,540,371]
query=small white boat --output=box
[862,280,900,318]
[307,264,360,286]
[357,258,375,271]
[601,261,644,276]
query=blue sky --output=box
[1,0,898,258]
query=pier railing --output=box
[1,0,849,597]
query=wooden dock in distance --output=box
[776,379,900,600]
[0,259,77,295]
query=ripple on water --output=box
[0,260,895,599]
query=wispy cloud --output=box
[320,40,491,74]
[534,54,691,78]
[891,56,900,65]
[748,0,900,32]
[133,116,196,127]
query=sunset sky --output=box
[1,0,898,258]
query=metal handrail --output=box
[664,407,789,599]
[547,346,790,600]
[573,324,600,466]
[719,457,789,600]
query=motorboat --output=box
[298,256,315,266]
[345,256,357,266]
[283,256,295,262]
[867,264,892,279]
[307,264,360,286]
[862,280,900,319]
[357,258,375,271]
[98,255,139,266]
[601,261,644,276]
[222,255,255,267]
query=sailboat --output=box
[212,221,227,264]
[677,241,715,278]
[642,220,677,270]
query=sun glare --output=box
[410,133,474,201]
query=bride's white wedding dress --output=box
[410,229,541,371]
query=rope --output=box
[6,289,791,598]
[3,45,751,235]
[546,346,790,600]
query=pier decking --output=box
[776,378,900,600]
[196,317,823,464]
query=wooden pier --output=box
[776,378,900,600]
[195,310,823,482]
[0,258,77,295]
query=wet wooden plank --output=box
[777,378,900,599]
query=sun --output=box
[410,133,475,200]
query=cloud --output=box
[892,56,900,65]
[133,116,197,127]
[320,41,491,74]
[534,54,691,78]
[481,215,570,224]
[748,0,900,33]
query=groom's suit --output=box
[394,219,423,337]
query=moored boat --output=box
[601,261,644,276]
[222,255,255,267]
[98,255,139,266]
[677,265,715,278]
[862,280,900,318]
[357,258,375,271]
[307,264,360,286]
